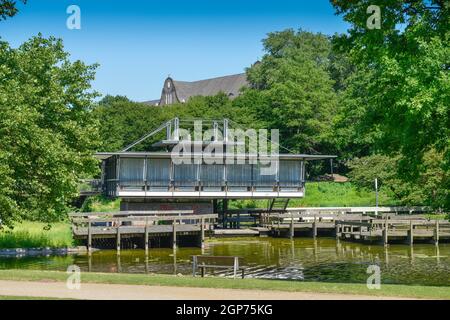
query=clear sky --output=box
[1,0,349,101]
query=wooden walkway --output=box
[264,212,450,245]
[70,211,217,252]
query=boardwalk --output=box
[265,212,450,245]
[70,211,217,251]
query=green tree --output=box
[348,151,449,208]
[0,0,26,21]
[0,35,100,226]
[331,0,449,173]
[95,93,242,152]
[240,29,339,155]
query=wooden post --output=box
[192,255,197,277]
[144,217,149,253]
[383,216,388,246]
[434,220,439,245]
[87,220,92,253]
[312,215,317,239]
[290,214,294,239]
[407,220,414,245]
[335,221,339,240]
[172,219,177,249]
[359,218,362,237]
[233,257,238,279]
[200,217,205,249]
[116,219,121,253]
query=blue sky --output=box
[1,0,349,101]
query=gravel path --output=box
[0,280,413,300]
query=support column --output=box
[199,217,205,249]
[87,221,92,253]
[290,214,294,239]
[311,215,317,239]
[172,220,177,249]
[335,221,339,241]
[144,218,149,253]
[116,222,121,253]
[407,220,414,245]
[434,220,439,246]
[383,217,388,246]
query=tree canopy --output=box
[331,0,449,171]
[0,35,100,226]
[0,0,25,21]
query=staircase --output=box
[267,198,290,212]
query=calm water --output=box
[1,238,449,286]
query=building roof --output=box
[143,73,249,106]
[141,99,160,106]
[172,73,248,102]
[95,151,336,161]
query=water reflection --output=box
[0,238,449,286]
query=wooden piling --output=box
[312,215,317,239]
[335,221,339,240]
[144,217,149,252]
[383,218,388,246]
[87,221,92,253]
[434,220,439,245]
[116,220,121,253]
[172,220,177,249]
[290,214,294,239]
[200,217,205,249]
[407,220,414,245]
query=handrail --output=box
[69,210,194,217]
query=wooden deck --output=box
[70,211,217,252]
[264,212,450,245]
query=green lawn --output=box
[0,221,73,249]
[0,269,448,299]
[230,182,400,209]
[81,195,121,212]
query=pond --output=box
[1,238,449,286]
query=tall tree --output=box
[241,29,339,155]
[0,35,100,226]
[331,0,449,173]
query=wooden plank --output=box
[71,214,218,224]
[69,210,194,217]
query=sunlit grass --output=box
[229,182,400,209]
[81,195,120,212]
[0,221,73,249]
[0,270,448,299]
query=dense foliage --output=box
[330,0,449,209]
[0,0,25,21]
[0,35,100,226]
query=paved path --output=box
[0,280,413,300]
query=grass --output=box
[230,182,400,209]
[81,195,120,212]
[0,221,73,249]
[0,269,448,299]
